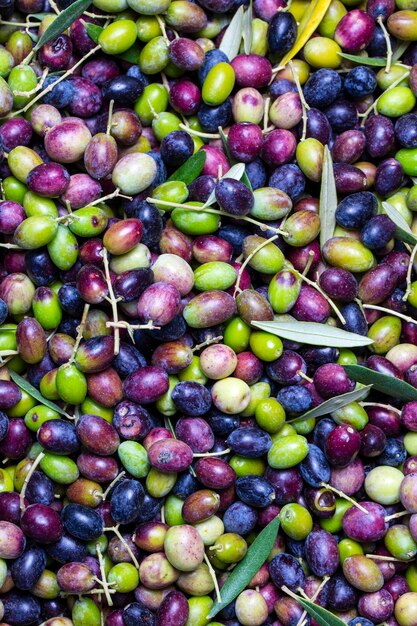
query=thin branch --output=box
[102,249,120,355]
[20,452,45,511]
[68,304,90,365]
[320,482,369,514]
[203,553,222,604]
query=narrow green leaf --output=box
[218,127,252,190]
[167,151,206,185]
[9,370,69,416]
[0,325,17,332]
[243,1,252,55]
[343,365,417,402]
[207,515,281,619]
[319,146,337,250]
[204,162,246,207]
[288,384,373,424]
[337,52,387,66]
[35,0,92,51]
[393,40,410,62]
[219,5,244,61]
[251,320,374,348]
[283,588,347,626]
[382,201,417,246]
[115,42,141,63]
[84,22,102,43]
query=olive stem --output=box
[320,482,369,514]
[378,16,393,74]
[192,335,223,352]
[106,320,161,331]
[403,242,417,302]
[0,350,18,357]
[145,197,288,235]
[360,401,401,414]
[85,188,132,210]
[289,60,309,141]
[96,543,113,607]
[14,67,49,96]
[302,250,315,277]
[156,15,169,43]
[384,510,410,522]
[0,243,22,249]
[19,452,45,511]
[263,97,270,133]
[234,234,279,297]
[102,249,120,356]
[178,124,221,139]
[203,552,222,605]
[294,269,346,326]
[297,370,313,384]
[17,44,102,115]
[111,525,140,570]
[161,72,170,94]
[362,304,417,325]
[193,449,231,457]
[101,471,126,501]
[106,99,115,135]
[294,576,330,626]
[365,553,409,562]
[48,0,60,14]
[359,69,410,122]
[160,505,165,524]
[68,303,90,365]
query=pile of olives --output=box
[4,0,417,623]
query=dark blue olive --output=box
[102,75,144,104]
[299,444,331,487]
[25,471,54,505]
[218,600,237,620]
[313,418,337,450]
[267,12,297,54]
[46,532,87,563]
[42,76,74,108]
[324,99,358,133]
[235,475,275,508]
[110,479,145,525]
[269,552,305,592]
[188,175,216,203]
[0,410,8,441]
[269,164,306,201]
[113,342,147,378]
[304,69,342,109]
[147,151,167,189]
[245,158,267,190]
[328,573,358,611]
[0,297,7,325]
[135,492,163,523]
[62,503,104,541]
[197,99,232,132]
[367,25,395,57]
[305,108,331,145]
[276,385,313,415]
[335,191,378,229]
[270,78,298,99]
[207,411,239,437]
[42,598,66,621]
[344,66,378,99]
[227,426,272,458]
[172,471,199,499]
[37,419,79,455]
[11,545,46,590]
[286,538,306,558]
[215,178,254,216]
[349,619,374,626]
[340,303,368,336]
[130,201,164,249]
[58,282,84,317]
[171,381,212,416]
[376,437,407,467]
[300,347,337,373]
[218,224,251,256]
[360,214,396,250]
[3,592,41,626]
[160,130,194,168]
[223,501,258,535]
[147,314,187,342]
[26,248,58,286]
[126,65,149,88]
[198,49,229,85]
[375,158,404,197]
[27,353,55,389]
[123,602,156,626]
[395,113,417,148]
[58,316,80,337]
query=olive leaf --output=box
[337,52,387,66]
[34,0,92,51]
[343,365,417,401]
[204,162,246,207]
[320,145,337,250]
[219,5,244,61]
[393,40,410,62]
[251,320,374,348]
[0,325,17,332]
[288,384,373,424]
[167,151,207,185]
[218,126,253,190]
[207,515,281,619]
[382,201,417,246]
[278,0,332,67]
[9,370,70,417]
[243,1,253,56]
[84,22,102,42]
[282,588,347,626]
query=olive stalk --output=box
[104,524,140,569]
[320,482,369,514]
[96,543,114,607]
[362,303,417,325]
[192,335,223,352]
[19,451,45,511]
[193,449,231,457]
[289,60,309,141]
[178,124,221,139]
[13,67,49,97]
[102,249,121,355]
[384,510,410,522]
[403,242,417,301]
[203,552,222,604]
[360,401,401,414]
[365,553,409,562]
[377,16,393,73]
[294,269,346,326]
[67,303,90,365]
[294,576,330,626]
[234,234,279,296]
[359,69,410,122]
[101,471,126,501]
